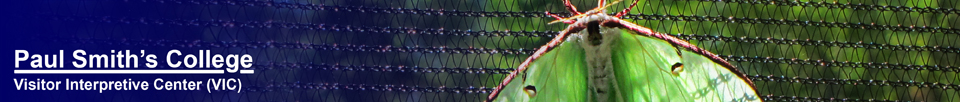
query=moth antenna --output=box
[587,0,622,14]
[545,11,576,24]
[562,0,582,15]
[550,0,622,24]
[616,0,641,17]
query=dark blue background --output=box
[4,1,283,101]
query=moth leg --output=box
[562,0,582,15]
[546,11,576,24]
[615,0,641,17]
[597,0,606,7]
[486,26,576,102]
[546,0,585,24]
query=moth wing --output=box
[612,26,760,102]
[611,28,691,102]
[677,48,761,102]
[495,37,591,102]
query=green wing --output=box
[495,28,759,102]
[495,38,590,102]
[611,28,760,102]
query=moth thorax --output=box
[579,14,617,47]
[586,21,604,46]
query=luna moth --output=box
[486,0,761,101]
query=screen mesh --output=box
[16,0,960,101]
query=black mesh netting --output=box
[7,0,959,101]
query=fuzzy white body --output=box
[572,14,624,102]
